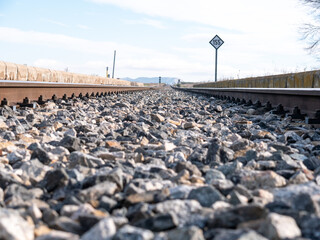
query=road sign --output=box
[209,35,224,82]
[209,35,224,50]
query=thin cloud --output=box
[43,18,68,28]
[77,24,89,30]
[123,18,166,29]
[33,59,67,71]
[0,27,209,80]
[181,33,211,42]
[88,0,306,33]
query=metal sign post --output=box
[112,50,116,79]
[209,35,224,82]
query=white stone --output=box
[115,225,154,240]
[163,141,176,151]
[0,209,34,240]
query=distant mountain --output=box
[123,77,178,85]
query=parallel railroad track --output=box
[0,81,152,106]
[173,87,320,124]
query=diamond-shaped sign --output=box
[209,35,224,49]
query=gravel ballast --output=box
[0,87,319,239]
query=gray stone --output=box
[28,203,42,223]
[208,204,268,228]
[272,152,300,170]
[51,216,83,235]
[303,156,320,170]
[4,184,42,207]
[152,199,202,226]
[99,196,117,212]
[169,185,194,199]
[64,128,77,137]
[229,190,248,205]
[59,135,81,152]
[206,139,222,164]
[113,225,154,240]
[36,230,79,240]
[217,160,243,177]
[166,226,205,240]
[272,182,320,213]
[284,131,302,143]
[0,188,3,203]
[113,102,130,108]
[151,113,165,123]
[299,215,320,240]
[79,181,118,202]
[269,143,292,153]
[205,169,226,184]
[20,159,47,182]
[31,147,53,165]
[174,161,201,177]
[81,217,116,240]
[215,105,223,112]
[135,213,179,231]
[42,168,69,192]
[210,229,267,240]
[42,208,59,225]
[241,170,286,190]
[7,149,27,165]
[258,213,301,239]
[188,186,224,207]
[68,151,105,168]
[230,139,249,152]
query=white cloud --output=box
[181,33,211,42]
[87,0,318,80]
[123,18,166,29]
[89,0,310,33]
[0,26,315,82]
[0,27,210,80]
[33,59,68,71]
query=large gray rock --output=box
[188,186,225,207]
[68,151,105,168]
[241,170,286,190]
[36,230,79,240]
[0,209,34,240]
[166,226,205,240]
[208,204,268,229]
[134,213,179,231]
[258,213,301,239]
[59,135,82,152]
[210,229,267,240]
[81,217,116,240]
[79,181,118,202]
[113,225,154,240]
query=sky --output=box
[0,0,318,82]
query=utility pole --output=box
[112,50,116,79]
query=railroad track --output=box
[0,81,152,107]
[173,87,320,124]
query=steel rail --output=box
[0,81,152,106]
[173,87,320,120]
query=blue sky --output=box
[0,0,318,82]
